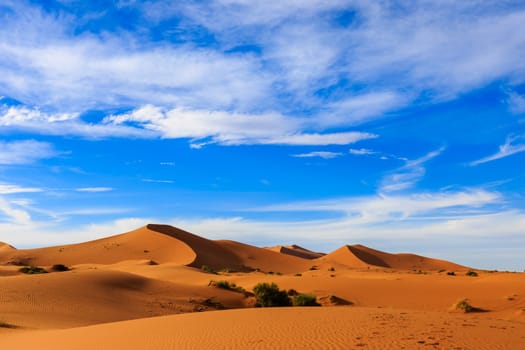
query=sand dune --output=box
[266,244,325,260]
[1,223,523,349]
[2,307,525,349]
[320,244,468,271]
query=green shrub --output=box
[210,280,246,293]
[52,264,69,272]
[287,289,298,296]
[293,294,320,307]
[253,282,291,307]
[19,266,48,274]
[454,298,473,313]
[201,265,218,274]
[466,270,478,277]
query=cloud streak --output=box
[471,135,525,166]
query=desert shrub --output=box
[294,273,302,277]
[328,267,335,272]
[309,266,318,271]
[52,264,69,272]
[221,268,236,273]
[287,289,298,296]
[201,265,218,274]
[19,266,47,274]
[293,294,320,307]
[253,282,291,307]
[466,270,478,277]
[210,280,246,293]
[447,271,456,276]
[438,269,446,273]
[454,298,474,313]
[0,321,17,329]
[267,271,275,275]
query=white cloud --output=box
[0,140,59,164]
[470,135,525,166]
[349,148,375,155]
[0,184,42,194]
[0,197,31,224]
[106,105,377,146]
[505,90,525,114]
[75,187,113,193]
[142,179,175,184]
[379,147,445,192]
[0,105,152,138]
[292,151,343,159]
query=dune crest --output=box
[266,245,325,260]
[320,244,468,271]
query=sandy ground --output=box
[1,224,524,349]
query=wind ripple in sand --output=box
[2,307,525,349]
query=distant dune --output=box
[266,244,325,260]
[320,244,468,271]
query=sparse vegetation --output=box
[453,298,484,313]
[209,280,246,293]
[287,289,298,296]
[0,321,17,329]
[201,265,218,274]
[447,271,456,276]
[328,267,335,272]
[309,266,318,271]
[19,266,48,274]
[253,282,291,307]
[293,294,320,306]
[438,269,446,273]
[51,264,69,272]
[294,273,302,277]
[466,270,478,277]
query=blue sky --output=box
[1,0,524,270]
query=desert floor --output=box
[1,224,524,349]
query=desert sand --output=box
[1,224,524,349]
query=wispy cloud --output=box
[75,187,113,193]
[0,197,31,224]
[292,151,343,159]
[106,105,377,146]
[142,179,175,184]
[379,147,445,193]
[470,135,525,166]
[0,184,42,194]
[0,140,59,164]
[349,148,375,156]
[505,89,525,114]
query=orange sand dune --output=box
[216,240,313,273]
[266,244,325,260]
[320,244,468,271]
[3,307,525,350]
[1,223,524,349]
[0,267,246,329]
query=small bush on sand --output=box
[438,269,446,273]
[211,280,246,293]
[19,266,47,274]
[293,294,320,306]
[287,289,298,296]
[328,267,335,272]
[253,282,291,307]
[447,271,456,276]
[466,270,478,277]
[201,265,218,274]
[294,273,302,277]
[0,321,17,329]
[453,298,484,313]
[52,264,69,272]
[309,266,318,271]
